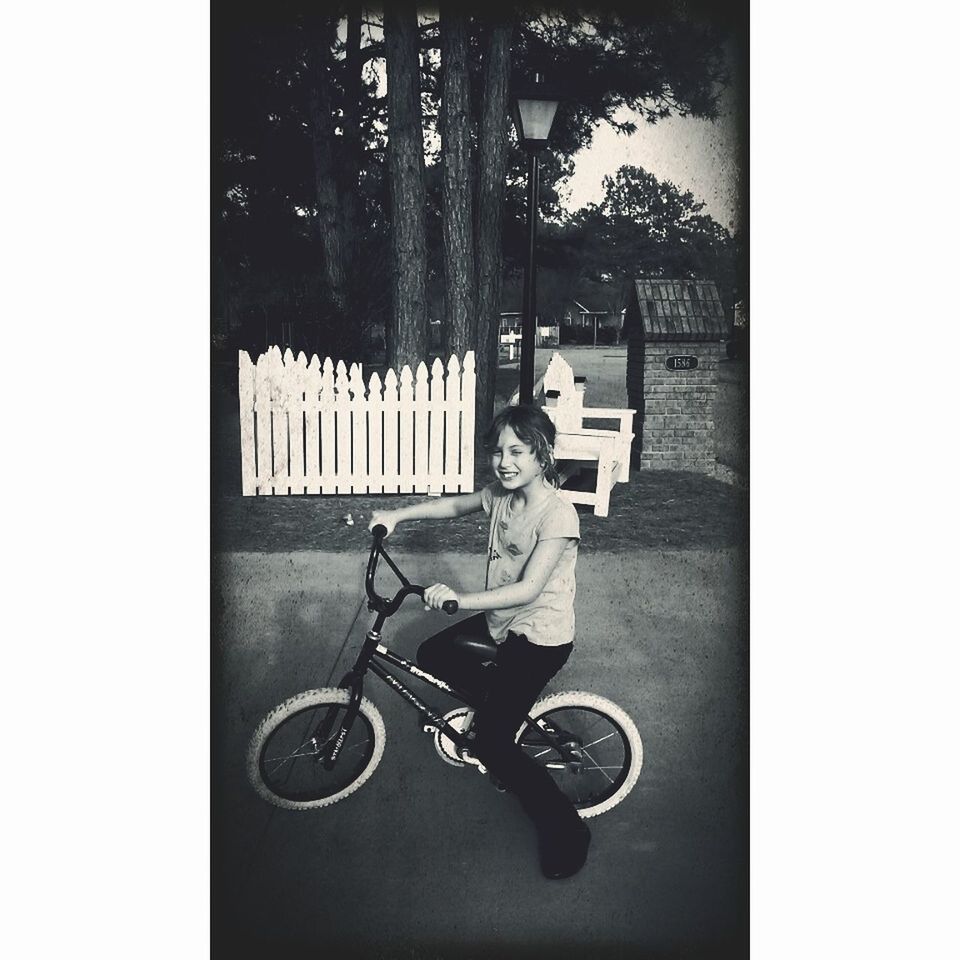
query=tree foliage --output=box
[529,164,738,323]
[588,165,733,286]
[212,1,744,412]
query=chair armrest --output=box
[559,428,623,439]
[578,408,635,440]
[580,407,636,417]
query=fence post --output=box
[349,363,368,493]
[444,355,461,491]
[428,356,445,495]
[414,362,430,493]
[398,366,414,493]
[319,358,335,494]
[238,351,256,496]
[288,351,308,495]
[269,348,292,494]
[254,348,275,495]
[367,371,384,494]
[461,351,476,490]
[382,367,400,494]
[334,360,351,494]
[304,355,322,494]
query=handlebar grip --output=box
[371,524,387,539]
[441,600,459,615]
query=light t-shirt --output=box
[480,481,580,647]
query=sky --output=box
[351,14,745,236]
[560,76,743,233]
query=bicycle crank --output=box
[432,708,484,770]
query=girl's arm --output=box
[423,538,571,611]
[369,490,485,537]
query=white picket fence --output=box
[238,346,476,496]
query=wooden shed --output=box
[624,279,730,473]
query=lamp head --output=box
[510,74,560,151]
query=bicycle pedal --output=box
[422,723,439,734]
[542,724,578,748]
[457,746,485,770]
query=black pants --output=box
[418,613,579,830]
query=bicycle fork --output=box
[312,624,469,769]
[308,689,362,770]
[314,627,384,769]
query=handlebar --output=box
[366,525,459,616]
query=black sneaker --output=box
[538,819,591,880]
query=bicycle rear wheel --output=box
[518,691,643,819]
[247,688,386,811]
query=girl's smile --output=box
[491,425,546,493]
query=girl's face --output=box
[490,425,544,491]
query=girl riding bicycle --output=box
[368,403,590,880]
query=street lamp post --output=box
[519,149,540,405]
[511,75,559,405]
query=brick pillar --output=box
[637,342,724,473]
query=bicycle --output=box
[247,525,643,818]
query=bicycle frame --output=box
[325,629,475,768]
[318,528,578,771]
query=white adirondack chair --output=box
[540,352,636,518]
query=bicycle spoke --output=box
[265,743,319,773]
[264,711,330,784]
[581,731,616,750]
[517,703,636,813]
[581,748,615,784]
[523,723,618,759]
[265,736,369,769]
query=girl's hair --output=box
[483,404,561,488]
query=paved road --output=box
[213,548,747,959]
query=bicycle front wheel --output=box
[247,688,386,811]
[518,691,643,819]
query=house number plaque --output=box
[665,355,698,371]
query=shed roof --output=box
[630,279,728,341]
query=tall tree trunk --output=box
[306,15,347,314]
[339,5,363,277]
[474,19,512,424]
[439,9,474,360]
[384,3,428,370]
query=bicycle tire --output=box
[247,688,386,811]
[519,691,643,819]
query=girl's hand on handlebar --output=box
[368,511,398,538]
[423,583,459,611]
